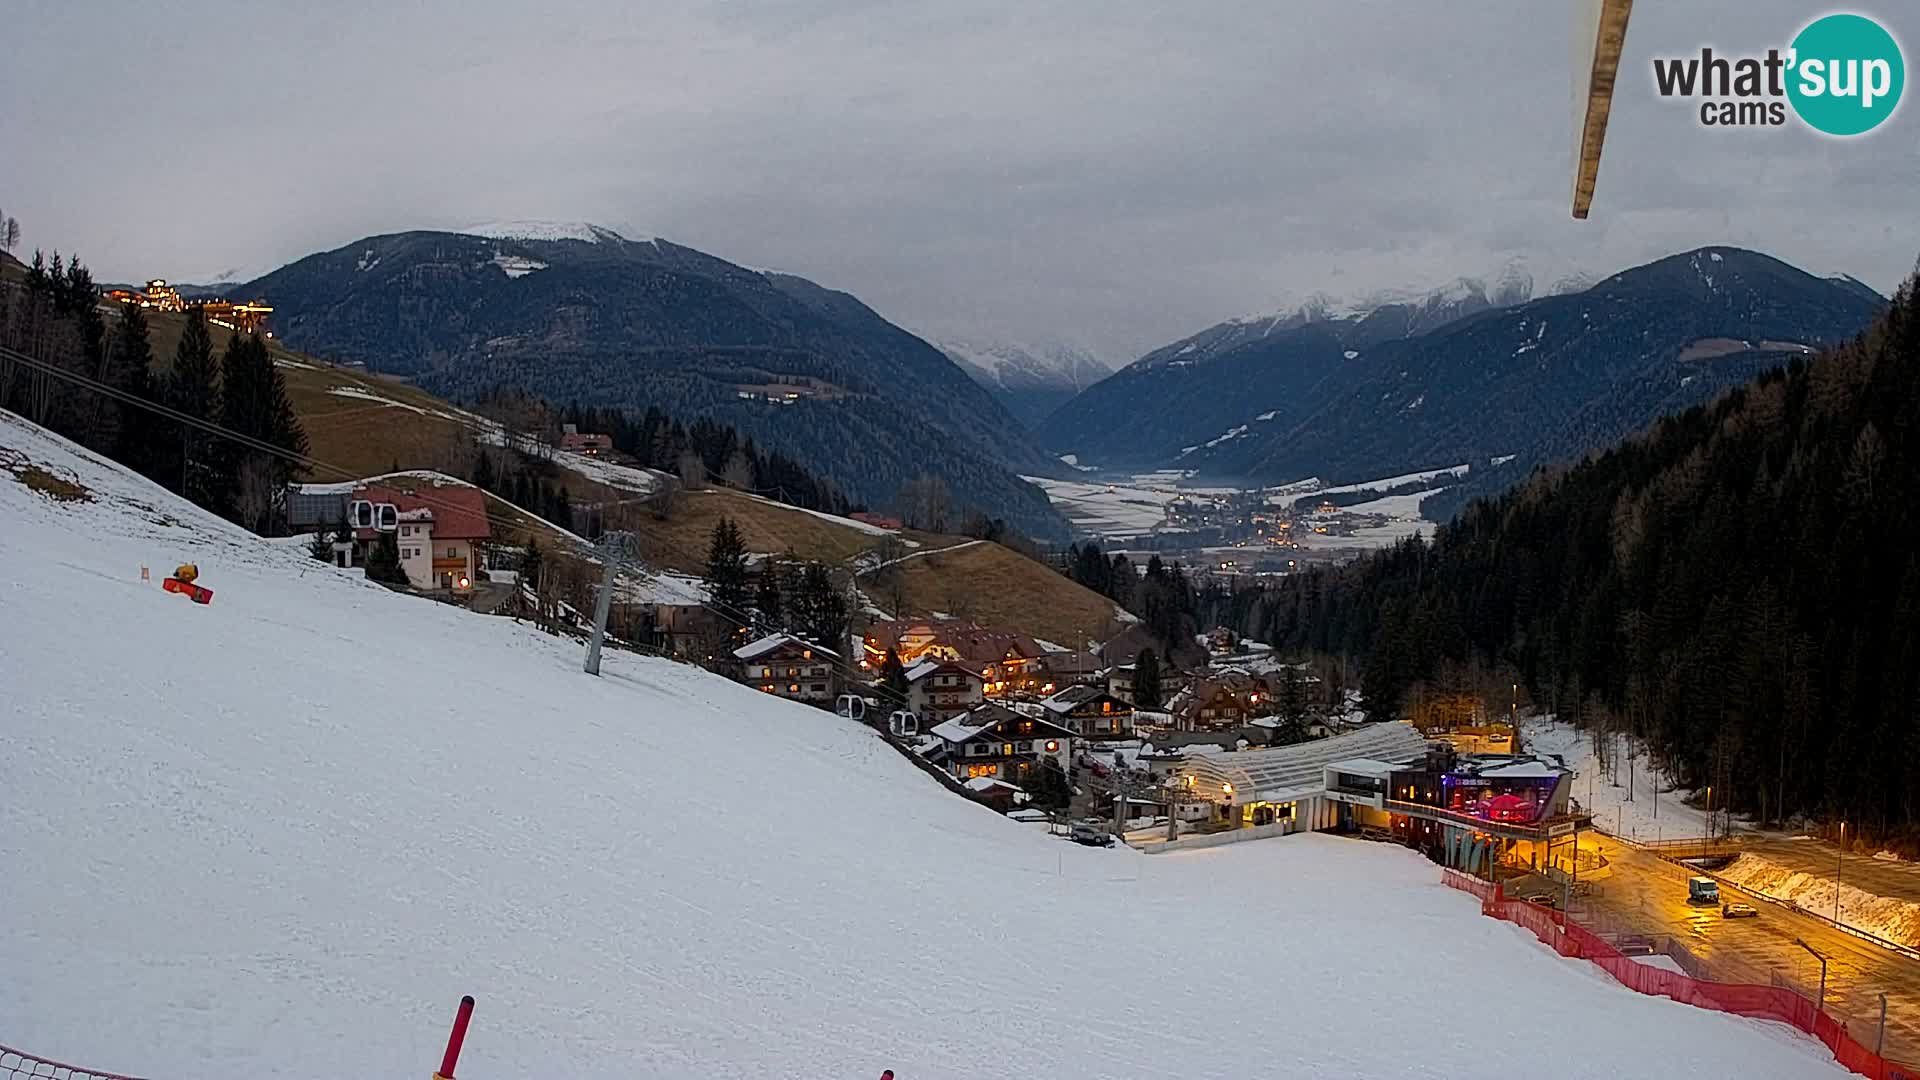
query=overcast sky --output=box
[3,1,1914,362]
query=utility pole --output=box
[1835,821,1846,926]
[583,531,636,677]
[1877,993,1888,1058]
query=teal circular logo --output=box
[1787,13,1904,135]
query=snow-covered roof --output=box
[1326,757,1399,780]
[732,633,838,662]
[929,704,1071,745]
[964,777,1024,794]
[1476,759,1564,780]
[905,659,976,683]
[1170,723,1431,805]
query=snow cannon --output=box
[162,563,214,604]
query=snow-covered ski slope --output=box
[0,412,1850,1080]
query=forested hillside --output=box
[1234,262,1920,842]
[244,229,1067,537]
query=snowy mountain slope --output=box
[939,338,1111,429]
[0,412,1851,1079]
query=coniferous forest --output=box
[1234,264,1920,842]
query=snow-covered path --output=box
[0,412,1852,1080]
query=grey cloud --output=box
[2,0,1913,363]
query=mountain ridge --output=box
[1045,246,1884,495]
[241,227,1071,537]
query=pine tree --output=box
[363,530,409,585]
[553,484,572,531]
[706,516,751,634]
[217,333,307,532]
[796,561,848,652]
[109,302,168,479]
[1276,663,1310,745]
[754,566,785,634]
[880,647,908,697]
[1133,648,1163,709]
[167,307,227,510]
[472,450,495,492]
[520,536,544,590]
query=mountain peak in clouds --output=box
[940,337,1112,429]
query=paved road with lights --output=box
[1581,834,1920,1065]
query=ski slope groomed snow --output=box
[0,411,1851,1080]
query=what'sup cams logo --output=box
[1652,12,1904,135]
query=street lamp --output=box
[1793,938,1829,1012]
[1836,822,1846,925]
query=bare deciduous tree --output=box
[678,450,708,491]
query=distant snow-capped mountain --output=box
[460,219,636,244]
[1134,257,1542,370]
[939,338,1112,429]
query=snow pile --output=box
[0,411,1853,1079]
[1522,716,1717,841]
[1717,854,1920,948]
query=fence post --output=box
[435,995,475,1080]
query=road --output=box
[1581,833,1920,1065]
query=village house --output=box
[733,633,840,705]
[924,703,1075,784]
[558,423,613,455]
[1039,649,1104,688]
[1166,671,1271,732]
[289,477,491,592]
[848,511,903,530]
[1036,685,1136,740]
[1107,662,1137,704]
[862,619,1051,695]
[904,660,985,725]
[351,482,491,592]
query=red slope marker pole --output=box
[434,995,475,1080]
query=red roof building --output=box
[348,480,491,591]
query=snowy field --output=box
[1522,715,1717,841]
[0,413,1852,1080]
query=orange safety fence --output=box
[1441,871,1918,1080]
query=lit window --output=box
[1001,743,1014,756]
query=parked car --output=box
[1069,821,1115,847]
[1616,934,1657,956]
[1722,902,1759,919]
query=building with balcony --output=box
[733,633,840,705]
[924,703,1074,784]
[904,660,984,725]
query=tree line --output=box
[1064,540,1202,661]
[1231,264,1920,846]
[468,389,852,518]
[707,514,851,655]
[0,251,307,532]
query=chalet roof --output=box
[905,659,980,684]
[733,633,839,662]
[1039,685,1129,715]
[865,618,1045,667]
[352,481,491,542]
[930,704,1074,746]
